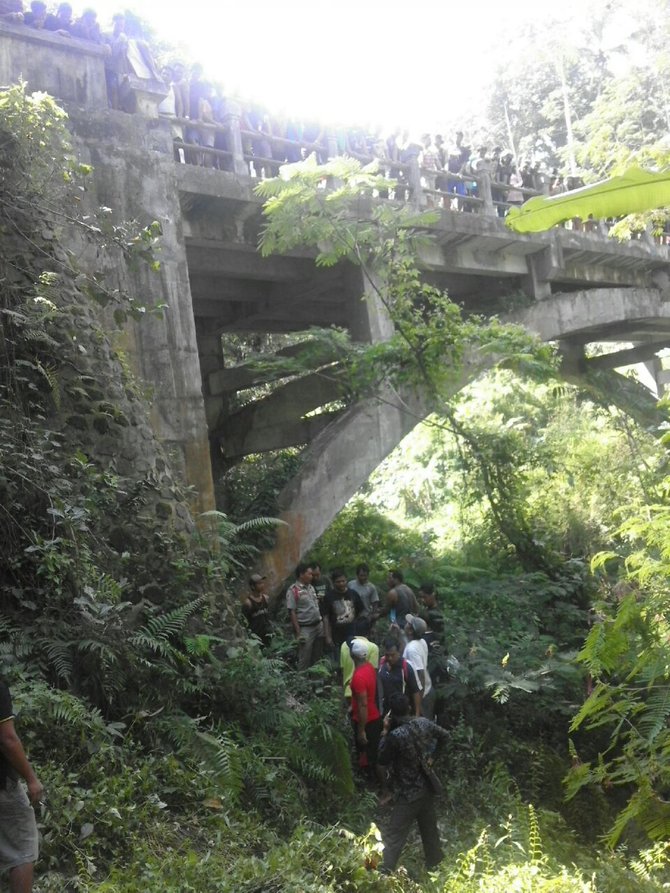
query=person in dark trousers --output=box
[377,692,448,874]
[0,679,43,893]
[242,573,272,647]
[350,639,386,794]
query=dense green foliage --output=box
[5,37,670,890]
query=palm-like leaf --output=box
[505,166,670,233]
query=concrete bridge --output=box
[4,21,670,587]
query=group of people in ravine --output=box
[242,562,452,874]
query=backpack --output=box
[378,656,410,713]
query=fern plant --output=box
[566,488,670,845]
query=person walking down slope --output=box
[348,563,380,636]
[377,692,448,875]
[403,614,435,720]
[349,639,386,793]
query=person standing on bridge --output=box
[287,563,324,670]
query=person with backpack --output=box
[377,692,448,874]
[378,638,421,717]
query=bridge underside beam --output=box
[587,340,670,371]
[208,339,341,396]
[216,368,346,459]
[220,409,343,460]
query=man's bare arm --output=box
[288,609,301,638]
[355,691,368,743]
[0,719,43,804]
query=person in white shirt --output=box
[403,615,434,720]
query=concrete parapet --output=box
[0,20,107,107]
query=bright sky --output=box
[93,0,615,133]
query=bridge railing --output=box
[165,109,670,242]
[161,113,670,241]
[167,106,549,217]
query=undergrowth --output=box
[3,83,670,892]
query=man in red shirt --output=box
[350,639,387,796]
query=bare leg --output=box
[10,862,34,893]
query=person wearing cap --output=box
[242,574,271,648]
[0,678,43,892]
[404,615,434,719]
[350,639,385,793]
[340,634,379,701]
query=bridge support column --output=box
[69,109,216,517]
[644,355,664,397]
[195,322,226,432]
[558,340,586,375]
[521,247,555,300]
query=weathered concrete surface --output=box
[257,352,492,592]
[0,21,107,107]
[5,24,670,556]
[512,287,670,344]
[66,108,216,516]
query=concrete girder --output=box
[219,409,343,459]
[511,287,670,345]
[208,340,341,395]
[185,239,315,281]
[217,368,346,454]
[587,340,670,371]
[217,305,350,332]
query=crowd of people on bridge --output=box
[0,1,591,215]
[242,561,454,873]
[1,1,162,112]
[158,62,543,213]
[1,0,93,35]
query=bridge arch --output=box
[1,23,670,578]
[257,286,670,590]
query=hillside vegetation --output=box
[2,77,670,893]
